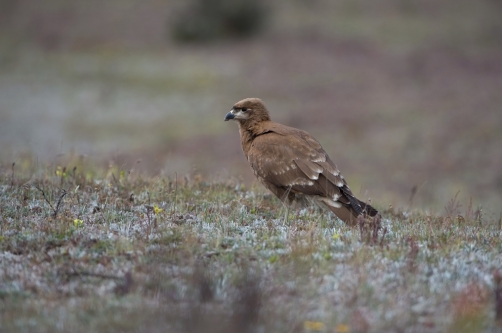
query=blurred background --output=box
[0,0,501,214]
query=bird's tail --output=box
[358,199,379,217]
[323,198,379,226]
[339,186,379,220]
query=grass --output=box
[1,163,501,333]
[2,0,502,212]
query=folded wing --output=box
[246,129,376,223]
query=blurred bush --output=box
[171,0,269,42]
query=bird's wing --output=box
[247,130,359,210]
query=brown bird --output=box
[224,97,378,225]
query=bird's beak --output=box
[224,111,235,121]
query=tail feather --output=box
[309,190,379,226]
[340,186,379,218]
[325,204,357,226]
[322,197,379,226]
[358,199,379,217]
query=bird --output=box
[224,97,378,225]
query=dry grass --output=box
[1,0,502,212]
[1,163,501,333]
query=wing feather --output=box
[317,160,339,176]
[248,132,342,198]
[247,127,373,220]
[248,134,320,192]
[294,159,322,180]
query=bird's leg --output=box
[281,186,293,225]
[276,201,290,224]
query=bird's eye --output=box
[241,107,247,112]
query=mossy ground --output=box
[1,164,501,333]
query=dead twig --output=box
[172,172,178,217]
[10,162,15,188]
[358,213,386,246]
[53,189,67,218]
[34,185,67,218]
[145,191,152,226]
[409,185,417,208]
[444,191,462,218]
[34,185,55,212]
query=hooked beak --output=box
[224,111,235,121]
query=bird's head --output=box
[224,98,271,123]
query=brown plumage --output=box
[224,97,378,225]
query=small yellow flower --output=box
[73,219,84,228]
[333,231,340,240]
[335,324,350,333]
[303,321,325,331]
[56,166,66,177]
[153,204,163,216]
